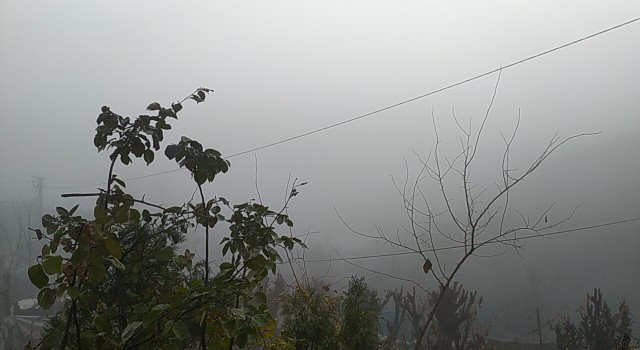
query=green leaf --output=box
[37,288,56,310]
[172,102,183,113]
[142,309,161,327]
[87,260,106,284]
[56,207,69,216]
[71,245,89,265]
[171,320,189,340]
[121,321,142,343]
[56,284,67,297]
[131,140,145,157]
[41,328,64,348]
[94,203,107,219]
[108,257,126,271]
[120,152,132,165]
[104,238,123,260]
[254,291,267,304]
[69,204,80,215]
[147,102,161,111]
[94,133,104,149]
[194,169,207,185]
[42,255,62,275]
[94,314,110,333]
[112,177,126,188]
[165,144,179,160]
[208,337,229,350]
[236,331,248,348]
[156,246,174,261]
[159,108,177,118]
[28,264,49,288]
[143,149,154,165]
[42,214,55,227]
[219,262,234,272]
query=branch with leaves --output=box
[27,88,306,350]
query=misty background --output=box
[1,0,639,341]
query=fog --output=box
[1,0,639,342]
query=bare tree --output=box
[340,71,599,349]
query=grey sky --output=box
[1,0,639,340]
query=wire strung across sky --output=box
[2,16,639,190]
[0,180,33,184]
[283,216,640,264]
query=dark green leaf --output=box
[142,309,161,327]
[159,108,177,119]
[194,169,207,185]
[157,119,172,130]
[42,214,55,227]
[172,102,183,113]
[28,264,49,288]
[129,208,141,222]
[171,320,189,340]
[69,204,80,215]
[254,291,267,304]
[37,288,56,310]
[71,245,89,265]
[108,257,125,271]
[156,246,174,261]
[104,238,123,260]
[94,314,110,332]
[122,321,142,343]
[236,331,247,348]
[55,207,69,216]
[147,102,161,111]
[143,149,154,165]
[120,152,131,165]
[165,144,179,160]
[112,177,126,188]
[42,255,62,275]
[87,261,106,284]
[131,140,145,157]
[93,134,105,149]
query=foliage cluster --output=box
[277,276,381,350]
[553,288,633,350]
[337,276,380,350]
[27,89,305,349]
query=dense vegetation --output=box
[16,90,635,350]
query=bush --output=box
[553,288,633,350]
[280,284,340,350]
[338,276,380,350]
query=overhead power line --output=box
[48,169,181,189]
[44,16,640,190]
[0,180,33,184]
[227,16,640,158]
[287,216,640,264]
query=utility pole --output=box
[29,176,45,257]
[536,308,544,348]
[32,176,44,220]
